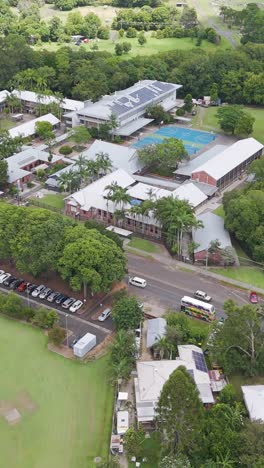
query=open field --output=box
[0,316,113,468]
[192,106,264,144]
[40,193,65,209]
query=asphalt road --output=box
[127,253,251,317]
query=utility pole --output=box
[65,314,69,348]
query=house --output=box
[9,114,60,139]
[134,344,214,426]
[7,146,63,187]
[146,318,167,348]
[192,212,232,263]
[191,138,263,189]
[12,90,84,114]
[242,386,264,422]
[64,80,182,135]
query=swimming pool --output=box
[133,126,216,155]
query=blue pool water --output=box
[133,126,216,155]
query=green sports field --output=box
[0,316,113,468]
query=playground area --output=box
[133,126,216,155]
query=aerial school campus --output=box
[0,0,264,467]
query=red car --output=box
[249,291,258,304]
[17,281,28,293]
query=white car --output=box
[0,270,5,276]
[39,288,52,300]
[98,308,111,322]
[194,290,212,302]
[31,284,46,297]
[0,272,11,284]
[69,300,83,313]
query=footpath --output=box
[124,243,264,296]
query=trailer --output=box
[73,333,96,358]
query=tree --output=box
[146,104,172,124]
[184,94,193,112]
[211,300,264,375]
[48,326,66,346]
[248,157,264,182]
[217,384,237,407]
[112,295,143,331]
[2,292,23,318]
[138,138,187,173]
[138,32,146,46]
[159,455,191,468]
[32,308,58,329]
[156,366,204,455]
[238,421,264,467]
[58,225,126,295]
[124,427,145,458]
[210,83,218,103]
[0,130,23,159]
[0,159,8,189]
[35,121,55,140]
[110,329,135,380]
[115,43,123,56]
[216,106,254,136]
[180,6,198,30]
[72,126,91,145]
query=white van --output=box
[129,276,147,288]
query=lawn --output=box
[192,106,264,143]
[230,375,264,399]
[211,266,264,289]
[0,116,16,131]
[41,193,65,209]
[213,205,225,219]
[0,316,113,468]
[127,237,160,253]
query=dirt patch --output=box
[15,391,38,414]
[48,342,74,359]
[0,391,37,425]
[0,400,14,416]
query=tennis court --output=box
[133,126,216,155]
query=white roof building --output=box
[13,90,84,112]
[117,411,129,435]
[192,212,232,253]
[242,385,264,422]
[0,90,10,104]
[147,318,167,348]
[135,345,214,424]
[174,145,227,178]
[9,114,60,139]
[173,182,207,208]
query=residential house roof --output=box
[192,212,232,253]
[192,138,263,181]
[7,147,62,183]
[9,114,60,139]
[146,318,167,348]
[242,385,264,422]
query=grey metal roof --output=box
[174,145,227,177]
[147,318,166,348]
[114,118,153,136]
[193,212,232,253]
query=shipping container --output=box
[73,333,96,358]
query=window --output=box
[98,209,101,216]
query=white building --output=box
[64,80,182,135]
[135,344,214,425]
[242,386,264,422]
[13,90,84,114]
[9,113,60,139]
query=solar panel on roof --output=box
[192,350,208,373]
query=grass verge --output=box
[213,205,225,218]
[127,237,160,253]
[211,267,264,289]
[39,193,65,209]
[0,315,113,468]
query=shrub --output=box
[59,145,73,155]
[126,27,137,38]
[27,181,34,188]
[48,326,66,346]
[176,108,185,116]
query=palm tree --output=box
[113,209,126,228]
[111,186,131,211]
[5,94,21,114]
[58,172,72,192]
[109,112,118,141]
[129,204,142,232]
[95,152,112,176]
[75,154,87,185]
[110,358,132,382]
[153,337,170,360]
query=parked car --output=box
[69,300,83,313]
[17,281,28,292]
[0,269,5,276]
[39,288,52,300]
[249,291,258,304]
[70,336,81,349]
[62,297,76,309]
[194,290,212,302]
[98,308,111,322]
[31,284,46,297]
[55,294,68,305]
[0,272,11,284]
[47,291,60,303]
[10,278,24,290]
[3,275,16,287]
[25,283,36,294]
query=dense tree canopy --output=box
[112,295,144,330]
[216,106,255,136]
[138,138,187,174]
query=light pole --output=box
[65,314,69,348]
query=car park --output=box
[62,297,76,309]
[98,308,111,322]
[25,283,36,294]
[31,284,46,297]
[55,294,68,305]
[39,288,52,300]
[47,291,60,303]
[0,272,11,284]
[17,281,28,292]
[194,290,212,302]
[10,279,24,290]
[69,300,83,313]
[3,276,16,287]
